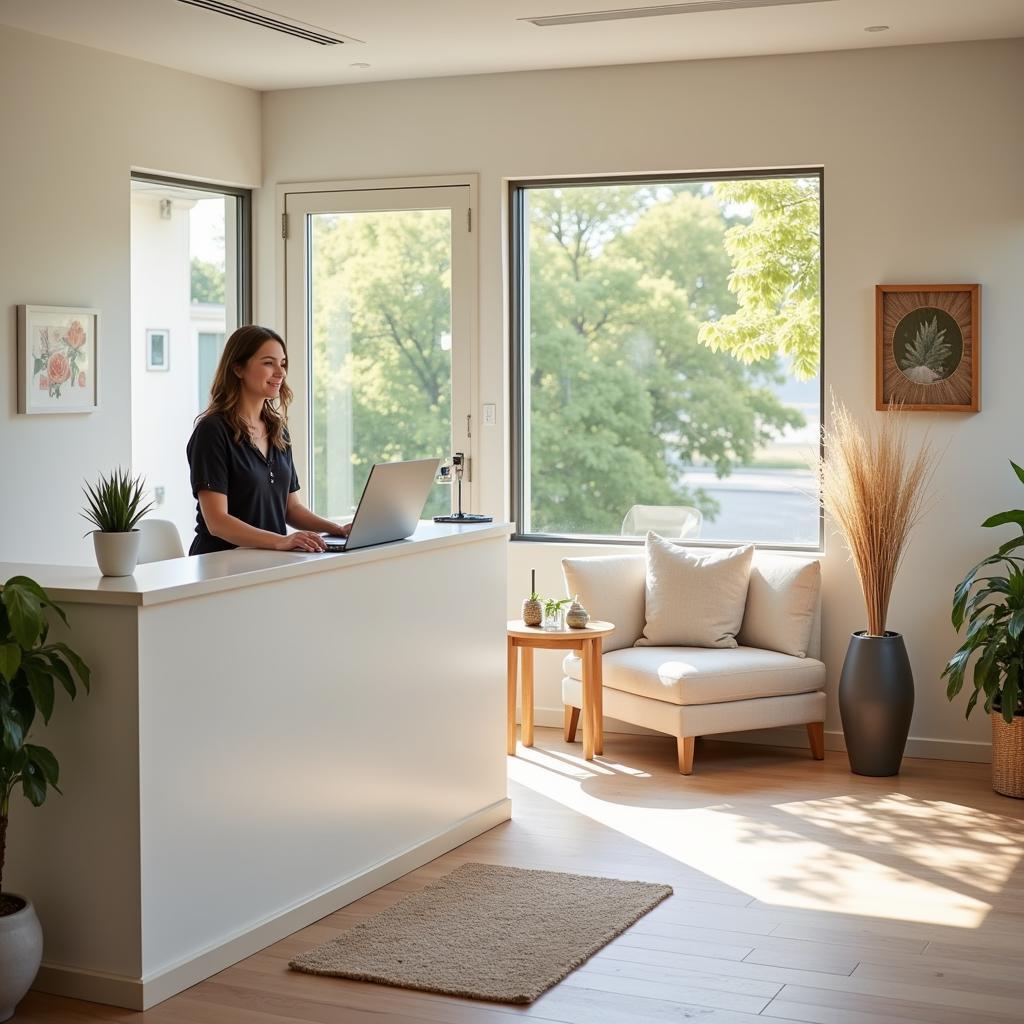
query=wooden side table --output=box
[506,619,614,762]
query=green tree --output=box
[526,185,802,534]
[305,184,806,535]
[697,178,821,380]
[190,258,225,304]
[309,211,452,517]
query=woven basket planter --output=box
[991,711,1024,799]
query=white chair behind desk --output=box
[621,504,702,539]
[137,518,185,563]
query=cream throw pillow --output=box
[636,533,753,649]
[738,555,821,658]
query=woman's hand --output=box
[330,522,352,538]
[275,531,327,552]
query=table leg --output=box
[582,639,595,761]
[522,646,535,747]
[593,638,604,756]
[507,637,518,756]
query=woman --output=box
[186,325,350,555]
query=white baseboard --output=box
[531,707,992,764]
[32,797,512,1011]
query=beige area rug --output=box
[289,861,672,1004]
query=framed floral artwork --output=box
[876,284,980,412]
[17,305,99,414]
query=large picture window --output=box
[510,171,823,548]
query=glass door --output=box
[285,185,474,520]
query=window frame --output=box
[508,168,825,552]
[130,171,253,326]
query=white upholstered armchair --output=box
[560,547,826,774]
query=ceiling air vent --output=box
[522,0,837,28]
[177,0,352,45]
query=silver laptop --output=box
[322,458,440,552]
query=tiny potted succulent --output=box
[0,576,90,1020]
[522,569,542,627]
[943,460,1024,798]
[82,468,153,576]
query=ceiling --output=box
[0,0,1021,91]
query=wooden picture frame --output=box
[876,284,980,412]
[17,304,100,414]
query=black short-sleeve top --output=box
[186,413,300,555]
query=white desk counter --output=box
[4,522,512,1009]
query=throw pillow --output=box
[738,555,821,658]
[636,533,753,649]
[561,554,646,652]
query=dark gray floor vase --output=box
[839,631,914,777]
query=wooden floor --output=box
[18,729,1024,1024]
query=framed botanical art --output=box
[876,284,980,412]
[17,305,99,415]
[146,328,170,371]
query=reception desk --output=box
[2,521,511,1009]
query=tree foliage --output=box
[309,210,452,517]
[305,182,813,534]
[191,258,225,304]
[526,184,803,534]
[697,178,821,381]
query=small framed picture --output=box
[876,284,980,412]
[146,329,170,371]
[17,305,99,415]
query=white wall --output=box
[259,39,1024,759]
[0,25,260,565]
[131,193,194,544]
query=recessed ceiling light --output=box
[351,62,371,69]
[864,25,890,32]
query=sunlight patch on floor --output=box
[509,747,1004,928]
[776,793,1024,895]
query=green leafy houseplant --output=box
[543,597,570,619]
[81,467,153,533]
[943,461,1024,724]
[1,577,90,912]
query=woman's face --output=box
[236,340,286,402]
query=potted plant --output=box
[542,597,570,632]
[0,576,90,1021]
[943,461,1024,798]
[522,569,542,626]
[820,399,935,776]
[82,467,153,576]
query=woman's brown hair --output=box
[199,325,294,451]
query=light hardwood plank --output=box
[763,983,1024,1024]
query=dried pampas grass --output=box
[820,399,936,637]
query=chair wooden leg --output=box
[807,722,825,760]
[677,736,695,775]
[564,705,580,743]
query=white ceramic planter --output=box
[0,895,43,1022]
[92,530,141,576]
